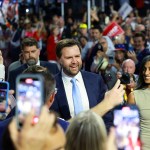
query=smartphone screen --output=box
[16,74,44,129]
[0,81,9,120]
[114,105,141,150]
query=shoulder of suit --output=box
[0,117,13,127]
[58,117,69,124]
[81,70,100,77]
[81,71,103,83]
[8,61,22,71]
[9,61,20,67]
[40,61,57,67]
[10,64,26,74]
[54,71,61,78]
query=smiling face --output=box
[122,60,135,74]
[143,61,150,86]
[115,51,125,61]
[58,45,82,77]
[92,29,102,41]
[133,36,145,51]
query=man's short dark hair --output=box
[21,37,39,50]
[56,39,82,58]
[133,32,145,41]
[91,25,103,33]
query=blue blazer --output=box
[8,61,59,91]
[51,70,113,130]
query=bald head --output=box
[122,59,135,74]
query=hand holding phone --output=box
[0,81,9,120]
[114,105,141,150]
[16,74,44,129]
[9,106,58,150]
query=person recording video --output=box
[118,59,139,98]
[0,65,69,150]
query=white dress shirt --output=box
[36,60,40,66]
[62,70,89,117]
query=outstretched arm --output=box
[91,80,125,116]
[127,92,136,104]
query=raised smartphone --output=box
[114,105,141,150]
[0,81,9,120]
[16,74,44,129]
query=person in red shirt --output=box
[46,25,60,63]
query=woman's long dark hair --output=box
[136,55,150,89]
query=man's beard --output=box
[61,64,82,77]
[26,58,37,66]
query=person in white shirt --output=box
[52,39,125,131]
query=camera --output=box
[120,73,130,85]
[92,43,103,55]
[96,43,103,51]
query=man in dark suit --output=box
[8,37,59,91]
[51,39,125,130]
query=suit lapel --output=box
[81,71,98,108]
[55,72,71,120]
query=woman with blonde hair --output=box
[66,111,115,150]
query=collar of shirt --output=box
[61,70,89,117]
[37,60,40,65]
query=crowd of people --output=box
[0,0,150,150]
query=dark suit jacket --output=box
[51,70,113,131]
[8,61,59,91]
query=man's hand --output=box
[104,80,125,110]
[116,71,122,79]
[96,50,106,58]
[91,80,125,116]
[9,106,56,150]
[127,51,138,63]
[127,81,136,90]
